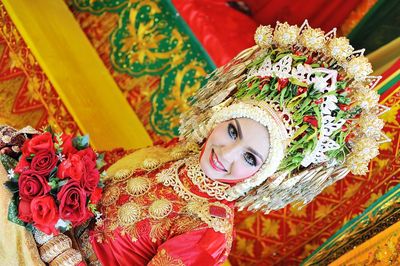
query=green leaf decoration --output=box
[43,125,54,136]
[96,153,106,169]
[72,135,90,150]
[49,167,58,179]
[8,194,25,227]
[0,154,18,172]
[48,177,61,190]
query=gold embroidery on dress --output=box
[148,249,185,266]
[170,215,207,237]
[113,168,133,182]
[185,155,230,200]
[101,186,120,206]
[142,158,161,171]
[149,219,173,243]
[126,176,151,196]
[118,202,142,225]
[149,199,173,219]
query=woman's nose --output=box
[220,142,241,163]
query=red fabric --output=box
[149,228,228,265]
[91,229,159,265]
[172,0,258,66]
[90,226,229,266]
[173,0,362,66]
[247,0,363,32]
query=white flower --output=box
[7,169,15,179]
[57,153,66,162]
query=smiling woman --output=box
[0,21,388,266]
[200,118,270,183]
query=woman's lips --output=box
[209,149,227,172]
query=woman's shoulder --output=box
[105,139,198,180]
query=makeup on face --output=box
[199,118,270,183]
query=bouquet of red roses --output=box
[4,127,104,235]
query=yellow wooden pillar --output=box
[2,0,152,151]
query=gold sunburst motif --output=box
[113,169,133,182]
[101,186,120,206]
[126,176,151,197]
[142,158,161,171]
[148,199,172,219]
[118,202,142,226]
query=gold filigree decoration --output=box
[149,199,173,219]
[126,176,151,197]
[186,201,233,234]
[185,155,230,200]
[156,160,205,202]
[148,249,185,266]
[118,202,142,226]
[101,186,120,206]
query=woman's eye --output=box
[228,123,238,139]
[243,152,257,167]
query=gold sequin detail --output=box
[101,186,120,206]
[126,176,151,197]
[149,199,173,219]
[142,158,160,171]
[118,202,142,226]
[113,169,133,181]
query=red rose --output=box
[80,155,99,194]
[77,148,97,161]
[57,154,85,181]
[14,155,31,173]
[18,171,51,200]
[18,199,33,223]
[31,150,58,175]
[31,196,59,235]
[21,132,54,156]
[60,134,77,156]
[90,187,102,204]
[58,181,91,226]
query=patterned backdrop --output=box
[1,0,399,265]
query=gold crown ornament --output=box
[179,20,390,213]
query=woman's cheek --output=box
[232,162,256,180]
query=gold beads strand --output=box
[126,176,151,197]
[49,248,83,266]
[39,234,72,263]
[149,199,173,219]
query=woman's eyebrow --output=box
[234,119,243,139]
[248,147,264,162]
[234,119,265,161]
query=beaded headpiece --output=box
[179,20,390,213]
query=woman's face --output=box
[200,118,270,183]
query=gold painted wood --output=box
[2,0,152,150]
[330,220,400,265]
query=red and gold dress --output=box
[78,144,234,266]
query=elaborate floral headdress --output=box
[179,20,390,213]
